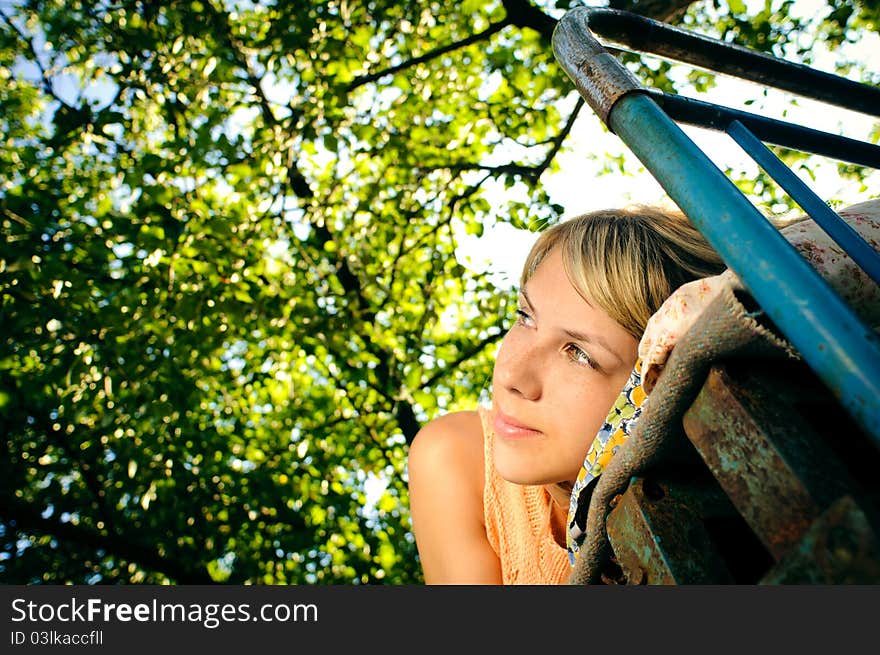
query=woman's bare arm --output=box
[407,410,503,584]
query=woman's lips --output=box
[493,410,542,440]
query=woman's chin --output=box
[494,453,565,487]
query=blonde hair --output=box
[521,205,726,339]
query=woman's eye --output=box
[566,344,598,369]
[514,308,533,327]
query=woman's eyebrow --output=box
[522,287,623,365]
[562,328,623,365]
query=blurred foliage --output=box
[1,0,877,584]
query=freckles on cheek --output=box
[560,383,612,428]
[491,336,514,377]
[546,377,592,415]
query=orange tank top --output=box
[479,406,572,584]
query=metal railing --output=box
[551,7,880,448]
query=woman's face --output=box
[492,247,639,486]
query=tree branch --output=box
[1,495,215,583]
[347,17,512,91]
[205,0,314,199]
[0,7,67,105]
[420,328,506,391]
[417,95,583,187]
[531,96,585,182]
[610,0,696,23]
[501,0,557,42]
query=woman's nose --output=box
[497,339,543,401]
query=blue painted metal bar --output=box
[608,93,880,449]
[649,91,880,169]
[727,119,880,287]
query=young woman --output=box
[407,206,725,584]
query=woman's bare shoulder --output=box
[408,410,484,473]
[407,409,502,583]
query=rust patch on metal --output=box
[683,359,859,559]
[761,495,880,584]
[606,476,735,584]
[552,10,643,125]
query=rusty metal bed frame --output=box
[552,7,880,583]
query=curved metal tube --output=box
[552,7,880,121]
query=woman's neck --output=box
[545,482,573,549]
